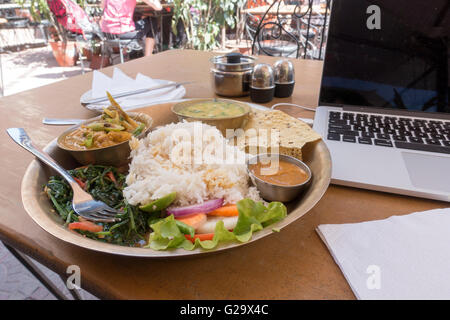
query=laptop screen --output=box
[319,0,449,114]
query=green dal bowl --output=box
[171,98,251,136]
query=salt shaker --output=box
[250,63,275,103]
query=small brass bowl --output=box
[171,98,251,136]
[57,112,153,167]
[247,154,312,202]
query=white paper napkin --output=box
[316,208,450,300]
[86,67,186,112]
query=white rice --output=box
[123,121,261,207]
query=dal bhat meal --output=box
[43,98,322,251]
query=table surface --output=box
[0,49,446,300]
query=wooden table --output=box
[135,3,174,52]
[135,2,174,14]
[0,50,446,299]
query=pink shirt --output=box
[101,0,136,34]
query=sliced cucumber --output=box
[140,192,177,213]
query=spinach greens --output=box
[44,165,156,246]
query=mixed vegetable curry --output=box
[61,92,146,150]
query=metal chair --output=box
[245,0,331,60]
[245,7,300,58]
[100,33,143,65]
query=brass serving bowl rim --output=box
[247,153,313,188]
[171,98,251,121]
[56,112,151,152]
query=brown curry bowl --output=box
[56,112,153,167]
[171,98,251,136]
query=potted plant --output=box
[170,0,247,51]
[89,38,110,69]
[82,45,92,61]
[47,23,79,67]
[15,0,85,67]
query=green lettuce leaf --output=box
[147,199,287,251]
[145,215,194,250]
[234,199,287,242]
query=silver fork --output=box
[7,128,121,223]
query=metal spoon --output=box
[42,118,84,126]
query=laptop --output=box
[312,0,450,202]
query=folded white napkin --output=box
[316,208,450,300]
[87,68,186,112]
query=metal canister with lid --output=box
[210,53,256,97]
[250,63,275,103]
[273,59,295,98]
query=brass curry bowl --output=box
[171,98,251,136]
[56,112,153,167]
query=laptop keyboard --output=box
[327,111,450,154]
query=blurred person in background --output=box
[100,0,162,56]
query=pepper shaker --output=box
[273,59,295,98]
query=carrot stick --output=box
[207,204,239,217]
[106,171,117,184]
[73,177,86,189]
[185,233,214,243]
[176,213,207,229]
[69,221,103,233]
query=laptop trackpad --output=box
[402,152,450,193]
